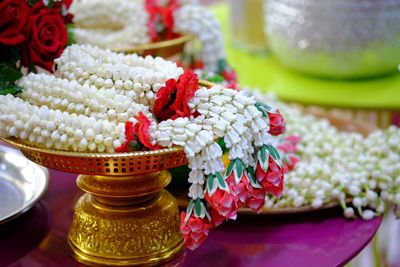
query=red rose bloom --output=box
[115,112,159,152]
[145,0,180,42]
[268,110,286,136]
[226,172,253,208]
[0,0,29,46]
[21,1,67,72]
[205,187,238,220]
[246,188,266,213]
[154,70,199,121]
[255,157,284,197]
[180,211,211,251]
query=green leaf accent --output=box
[0,63,22,84]
[0,85,22,96]
[234,159,243,184]
[246,167,262,189]
[266,145,281,161]
[216,172,229,192]
[225,159,236,177]
[217,138,228,153]
[258,146,270,172]
[67,24,76,46]
[207,175,218,195]
[28,0,37,7]
[194,199,202,217]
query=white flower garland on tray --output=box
[70,0,226,73]
[254,92,400,220]
[0,44,288,250]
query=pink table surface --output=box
[0,165,382,267]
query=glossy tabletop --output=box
[0,150,382,267]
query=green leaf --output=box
[216,172,229,192]
[266,145,280,161]
[0,63,22,84]
[258,146,269,172]
[246,167,262,189]
[67,24,76,46]
[0,85,22,96]
[207,175,218,195]
[234,159,243,184]
[194,199,202,216]
[28,0,37,7]
[225,159,236,177]
[217,138,228,153]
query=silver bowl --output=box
[0,145,49,224]
[264,0,400,79]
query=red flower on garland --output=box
[153,70,199,121]
[21,1,68,72]
[255,157,284,197]
[145,0,180,42]
[205,187,238,220]
[226,170,252,208]
[209,207,225,228]
[115,112,159,152]
[282,153,299,173]
[277,135,301,154]
[0,0,30,46]
[245,188,266,213]
[277,134,301,173]
[268,110,286,136]
[180,211,211,251]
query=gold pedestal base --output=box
[68,172,184,266]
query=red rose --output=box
[205,187,238,220]
[145,0,180,42]
[154,70,199,121]
[180,211,211,251]
[226,172,253,208]
[246,188,266,213]
[115,112,159,152]
[268,110,286,136]
[21,1,67,72]
[255,157,284,197]
[0,0,29,46]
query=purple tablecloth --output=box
[1,167,382,267]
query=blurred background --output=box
[200,0,400,266]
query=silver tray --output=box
[0,145,49,224]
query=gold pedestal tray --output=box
[3,138,188,266]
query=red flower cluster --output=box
[256,157,284,198]
[115,112,159,152]
[205,187,237,220]
[277,134,301,173]
[180,211,211,251]
[145,0,180,42]
[0,0,72,72]
[268,110,286,136]
[153,70,199,121]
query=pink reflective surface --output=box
[1,168,381,267]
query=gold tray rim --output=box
[1,137,184,159]
[113,34,194,53]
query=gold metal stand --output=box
[3,138,188,266]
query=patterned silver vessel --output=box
[264,0,400,79]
